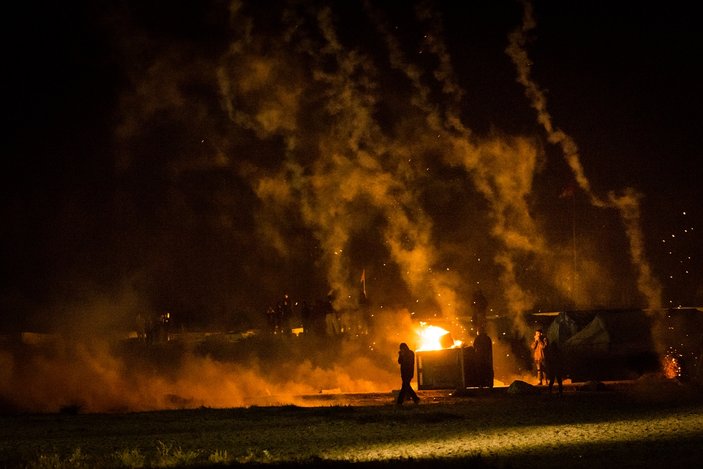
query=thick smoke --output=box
[1,0,675,412]
[1,310,418,413]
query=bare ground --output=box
[1,377,702,468]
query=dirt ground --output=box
[1,376,702,468]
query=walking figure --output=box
[396,343,420,405]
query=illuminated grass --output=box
[2,384,702,468]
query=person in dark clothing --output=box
[397,343,420,405]
[473,328,494,388]
[544,341,564,396]
[471,289,488,332]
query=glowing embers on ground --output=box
[416,322,463,351]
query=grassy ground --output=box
[1,378,702,468]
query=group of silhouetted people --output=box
[265,293,373,338]
[266,294,294,335]
[135,312,172,345]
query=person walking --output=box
[532,329,548,385]
[397,343,420,405]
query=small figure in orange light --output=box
[532,329,548,385]
[396,343,420,405]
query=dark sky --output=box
[3,0,701,332]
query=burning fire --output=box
[416,322,462,351]
[662,347,682,379]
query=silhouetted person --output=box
[396,343,420,405]
[532,329,548,385]
[544,341,564,396]
[473,328,494,388]
[324,294,340,336]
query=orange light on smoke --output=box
[416,323,462,351]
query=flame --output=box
[662,348,682,379]
[416,322,462,351]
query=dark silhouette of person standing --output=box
[473,327,494,388]
[397,343,420,405]
[544,341,564,396]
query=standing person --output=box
[396,343,420,405]
[544,341,564,396]
[532,329,548,385]
[473,327,494,388]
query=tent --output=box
[564,309,654,356]
[563,315,610,354]
[546,311,593,347]
[560,309,658,381]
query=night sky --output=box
[3,0,701,333]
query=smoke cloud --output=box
[2,0,681,412]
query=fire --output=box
[662,347,682,379]
[416,323,462,351]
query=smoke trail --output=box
[609,189,663,310]
[218,2,464,318]
[15,0,673,415]
[505,1,602,207]
[365,0,551,334]
[506,0,662,310]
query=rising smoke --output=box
[1,0,669,412]
[506,0,662,313]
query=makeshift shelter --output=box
[559,309,658,381]
[546,311,593,347]
[564,309,654,356]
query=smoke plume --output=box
[1,0,676,412]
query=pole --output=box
[571,192,576,305]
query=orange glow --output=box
[416,322,462,351]
[662,349,682,379]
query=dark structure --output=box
[416,334,494,390]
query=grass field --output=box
[1,377,702,468]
